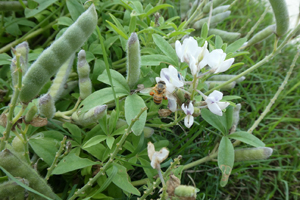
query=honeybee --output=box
[149,80,167,105]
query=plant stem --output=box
[0,53,22,151]
[145,115,185,128]
[245,8,268,39]
[68,107,148,200]
[45,136,67,180]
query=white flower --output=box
[155,65,184,93]
[202,49,234,74]
[147,142,169,169]
[205,90,230,116]
[175,37,209,75]
[167,93,177,112]
[181,102,194,128]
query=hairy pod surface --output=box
[49,54,75,102]
[15,41,29,74]
[126,32,141,89]
[269,0,289,36]
[25,104,38,123]
[245,24,276,47]
[72,105,107,126]
[235,147,273,161]
[174,185,197,198]
[208,75,245,83]
[77,50,92,99]
[0,149,56,199]
[19,5,97,103]
[208,29,241,42]
[38,93,56,119]
[205,81,236,90]
[203,0,225,13]
[193,11,231,29]
[60,80,78,98]
[0,178,28,199]
[212,5,230,15]
[232,103,241,128]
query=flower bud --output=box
[126,32,141,89]
[234,147,273,162]
[15,41,29,74]
[72,105,107,127]
[38,93,56,119]
[25,104,38,123]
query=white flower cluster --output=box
[155,37,234,128]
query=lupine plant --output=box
[0,0,299,199]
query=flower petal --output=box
[184,115,194,128]
[188,55,198,76]
[206,49,224,69]
[214,58,234,74]
[147,142,155,161]
[156,147,169,163]
[217,102,230,110]
[208,90,223,101]
[207,103,223,116]
[175,40,183,62]
[168,94,177,112]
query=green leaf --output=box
[80,87,128,113]
[215,35,223,49]
[106,163,140,196]
[125,94,147,136]
[201,22,208,39]
[63,122,81,144]
[82,135,107,149]
[218,136,234,187]
[57,16,74,27]
[66,0,84,21]
[0,53,12,65]
[106,136,115,149]
[201,107,233,135]
[137,157,156,181]
[29,131,64,165]
[130,1,144,15]
[228,131,265,147]
[98,69,130,93]
[141,55,176,66]
[226,37,247,54]
[129,15,137,34]
[109,110,118,134]
[152,34,178,67]
[52,153,98,175]
[25,0,57,18]
[93,165,118,195]
[140,4,173,18]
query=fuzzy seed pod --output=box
[38,93,56,119]
[0,149,56,199]
[72,105,107,127]
[187,0,199,18]
[19,5,97,103]
[12,136,24,153]
[77,50,92,99]
[10,58,18,87]
[126,32,141,89]
[167,174,181,197]
[203,0,225,13]
[193,11,231,29]
[212,5,230,15]
[232,103,241,128]
[0,178,28,199]
[205,81,236,91]
[269,0,289,36]
[48,54,75,102]
[245,25,276,47]
[208,29,241,43]
[208,75,245,83]
[25,104,38,123]
[180,0,190,20]
[174,185,197,198]
[234,147,273,162]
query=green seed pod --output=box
[208,75,245,83]
[19,5,97,103]
[232,103,241,128]
[208,29,241,43]
[244,25,276,47]
[193,11,231,29]
[205,81,236,91]
[187,0,199,18]
[269,0,289,36]
[60,80,78,98]
[0,149,56,199]
[15,41,29,74]
[25,104,38,123]
[48,54,75,102]
[0,178,28,199]
[212,5,230,15]
[77,50,92,99]
[174,185,198,198]
[203,0,225,13]
[72,105,107,127]
[12,136,24,153]
[180,0,190,20]
[235,147,273,162]
[126,32,141,89]
[143,126,154,138]
[38,93,56,119]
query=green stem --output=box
[181,0,205,30]
[0,53,22,151]
[55,98,81,117]
[145,115,185,128]
[245,8,268,39]
[68,107,148,200]
[205,23,300,95]
[45,136,67,180]
[21,124,31,164]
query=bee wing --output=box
[139,87,153,95]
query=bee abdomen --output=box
[153,96,163,105]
